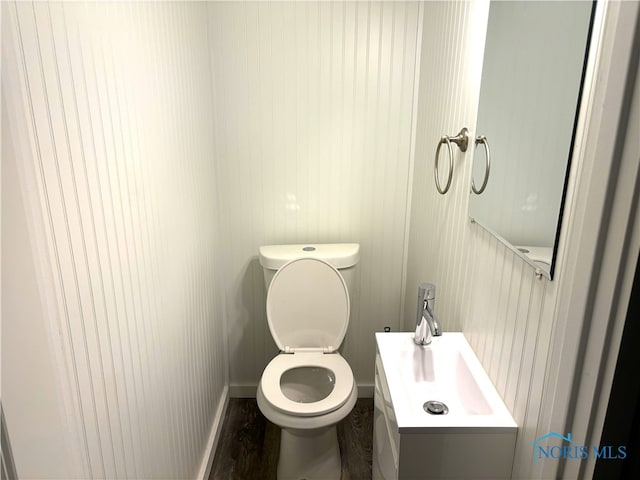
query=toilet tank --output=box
[258,243,360,294]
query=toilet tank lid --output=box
[259,243,360,270]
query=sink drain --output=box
[423,400,449,415]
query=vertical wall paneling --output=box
[402,0,630,478]
[405,0,490,335]
[3,5,88,476]
[4,2,626,479]
[402,1,577,477]
[536,3,640,478]
[208,2,421,390]
[2,2,227,478]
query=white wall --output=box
[406,2,596,477]
[3,93,82,479]
[405,0,491,335]
[207,1,421,390]
[4,2,634,480]
[405,1,636,479]
[404,1,564,478]
[2,2,226,478]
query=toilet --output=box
[257,243,360,480]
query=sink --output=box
[373,332,517,479]
[377,332,515,431]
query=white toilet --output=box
[257,243,360,480]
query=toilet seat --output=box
[260,351,354,417]
[261,258,354,418]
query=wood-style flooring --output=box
[209,398,373,480]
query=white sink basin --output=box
[376,332,516,431]
[373,332,517,479]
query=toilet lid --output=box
[267,258,350,351]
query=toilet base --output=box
[277,425,341,480]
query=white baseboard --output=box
[229,383,374,398]
[357,384,374,398]
[198,385,229,480]
[229,384,259,398]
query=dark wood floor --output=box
[209,398,373,480]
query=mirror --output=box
[469,1,595,279]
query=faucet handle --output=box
[424,283,436,300]
[415,283,439,345]
[418,283,436,308]
[418,282,435,296]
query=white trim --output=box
[198,386,229,480]
[229,384,259,398]
[571,6,640,476]
[229,383,374,399]
[2,7,88,477]
[537,1,640,478]
[357,384,374,399]
[399,1,425,332]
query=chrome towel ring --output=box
[434,127,469,195]
[472,135,491,194]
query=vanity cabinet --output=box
[372,333,517,480]
[373,351,401,479]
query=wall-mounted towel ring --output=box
[434,127,469,194]
[472,135,491,194]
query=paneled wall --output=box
[2,2,226,478]
[207,2,421,389]
[3,2,617,480]
[404,1,575,478]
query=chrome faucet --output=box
[414,283,441,345]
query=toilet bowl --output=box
[257,245,360,480]
[257,351,357,428]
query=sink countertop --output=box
[375,332,517,433]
